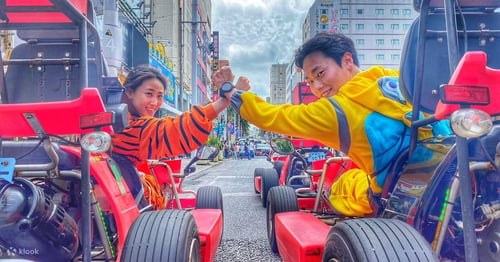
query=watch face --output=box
[221,82,234,92]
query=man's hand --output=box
[235,76,251,91]
[212,66,235,87]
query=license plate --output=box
[0,158,16,182]
[308,152,326,162]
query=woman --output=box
[111,65,231,208]
[112,65,231,163]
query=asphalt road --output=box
[183,156,283,261]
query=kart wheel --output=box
[322,218,437,262]
[273,161,284,177]
[261,168,280,207]
[196,186,223,211]
[254,167,265,194]
[122,209,201,262]
[266,186,298,254]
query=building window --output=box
[375,9,384,15]
[376,54,385,61]
[390,9,399,15]
[375,24,384,30]
[403,9,411,16]
[321,9,328,14]
[358,54,365,61]
[340,24,349,31]
[403,24,411,30]
[357,9,364,15]
[376,39,384,46]
[356,24,365,30]
[391,54,400,61]
[340,8,348,15]
[355,39,365,45]
[391,24,400,30]
[391,39,400,46]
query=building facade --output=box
[303,0,418,70]
[152,0,215,114]
[269,63,288,105]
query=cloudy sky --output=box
[212,0,315,98]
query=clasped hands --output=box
[212,66,251,94]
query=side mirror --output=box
[197,146,211,160]
[270,138,295,155]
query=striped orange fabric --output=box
[112,104,217,164]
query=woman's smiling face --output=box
[303,51,356,98]
[126,78,165,117]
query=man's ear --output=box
[342,52,355,70]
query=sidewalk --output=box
[180,157,225,176]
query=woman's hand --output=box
[212,66,235,87]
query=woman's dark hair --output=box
[294,32,359,69]
[123,65,167,91]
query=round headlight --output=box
[81,131,111,153]
[450,108,492,138]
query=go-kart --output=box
[0,1,222,261]
[253,138,336,207]
[265,1,500,262]
[134,146,223,211]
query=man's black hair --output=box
[294,32,360,69]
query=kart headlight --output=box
[81,131,111,153]
[450,108,492,138]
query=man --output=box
[212,32,442,217]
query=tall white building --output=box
[303,0,418,70]
[269,64,288,105]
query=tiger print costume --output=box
[112,104,218,209]
[112,104,217,163]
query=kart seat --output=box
[400,1,500,114]
[4,29,101,104]
[112,154,149,209]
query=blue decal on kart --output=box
[0,158,16,182]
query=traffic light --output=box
[212,59,219,72]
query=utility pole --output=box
[179,4,184,111]
[180,0,206,109]
[190,0,198,108]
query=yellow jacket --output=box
[230,66,432,191]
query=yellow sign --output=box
[149,42,174,71]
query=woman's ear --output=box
[124,88,134,99]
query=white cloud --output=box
[213,0,315,97]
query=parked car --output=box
[255,143,271,156]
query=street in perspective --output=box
[183,156,282,261]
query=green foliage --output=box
[205,135,222,149]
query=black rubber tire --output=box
[196,186,223,212]
[253,167,265,194]
[121,209,201,262]
[322,218,438,262]
[266,186,299,254]
[273,161,285,177]
[261,168,280,207]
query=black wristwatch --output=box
[219,82,235,98]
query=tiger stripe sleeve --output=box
[112,103,217,163]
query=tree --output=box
[226,106,250,137]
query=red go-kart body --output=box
[254,138,338,208]
[0,1,222,261]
